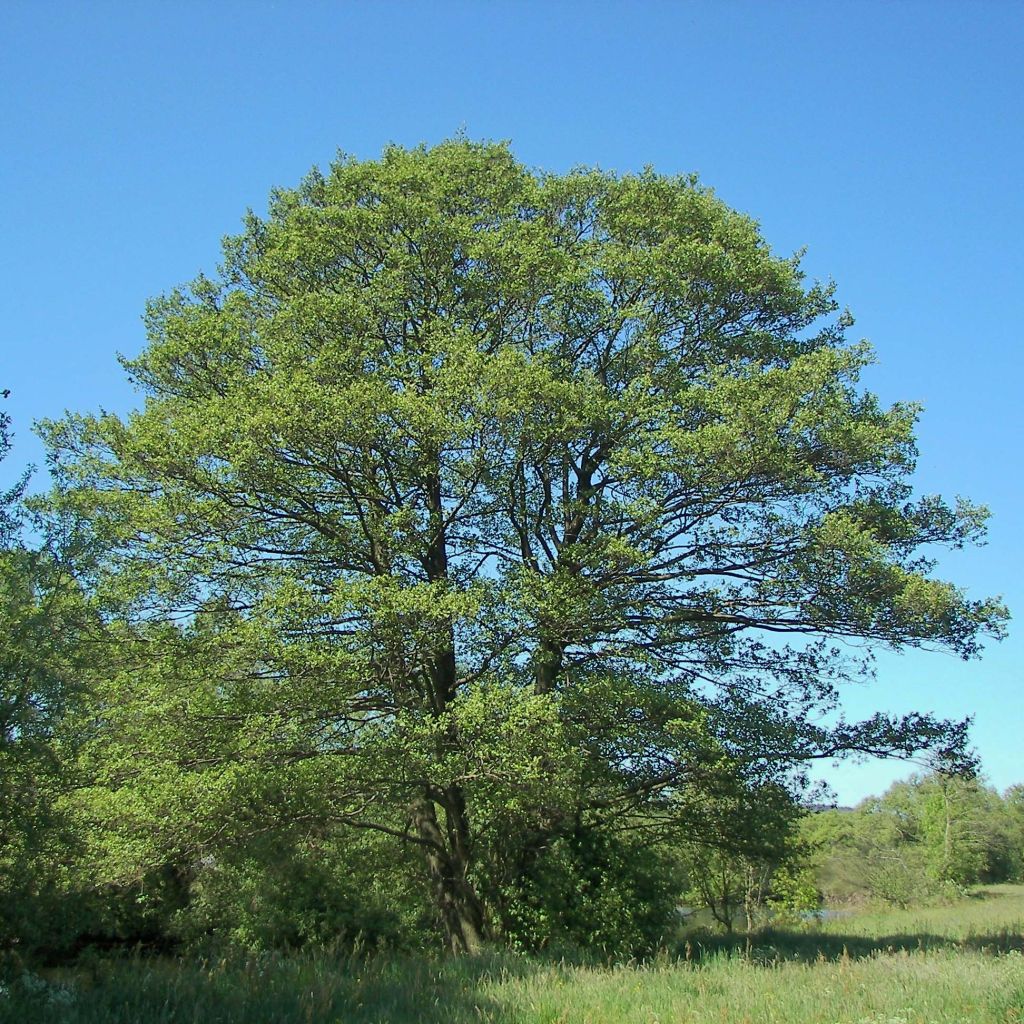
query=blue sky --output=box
[1,1,1020,804]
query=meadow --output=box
[2,886,1022,1024]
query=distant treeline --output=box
[805,774,1024,907]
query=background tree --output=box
[678,783,812,932]
[0,391,26,541]
[802,772,1024,906]
[0,399,100,956]
[1003,785,1024,880]
[44,140,1007,953]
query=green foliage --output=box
[769,864,820,918]
[1002,786,1024,880]
[493,827,683,957]
[170,831,419,953]
[0,407,100,956]
[0,395,27,544]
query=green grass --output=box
[819,884,1024,942]
[3,887,1024,1024]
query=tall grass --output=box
[3,886,1023,1024]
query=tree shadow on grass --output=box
[324,953,539,1024]
[25,951,538,1024]
[682,926,1024,965]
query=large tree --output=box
[45,140,1006,952]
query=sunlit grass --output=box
[819,883,1024,941]
[3,886,1023,1024]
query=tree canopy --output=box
[42,139,1007,952]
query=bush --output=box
[170,833,421,953]
[494,827,683,958]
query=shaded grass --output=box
[3,886,1023,1024]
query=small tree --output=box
[680,784,807,932]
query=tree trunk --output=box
[414,461,489,952]
[942,779,954,882]
[534,638,563,694]
[413,796,488,954]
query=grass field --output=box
[3,886,1023,1024]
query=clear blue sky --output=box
[2,1,1020,804]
